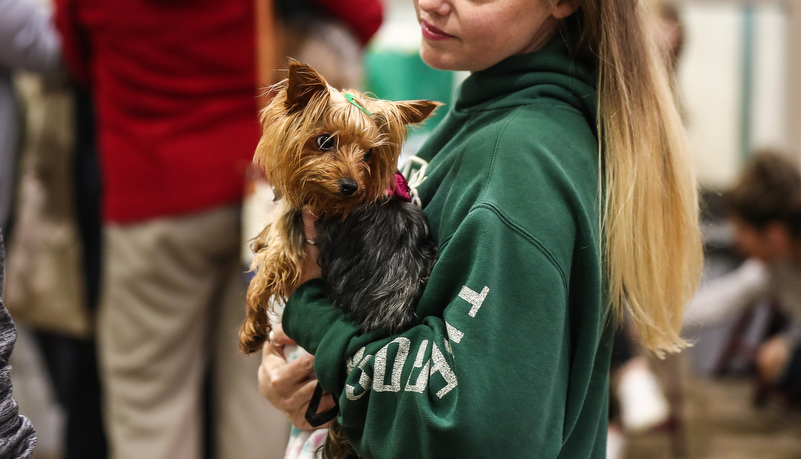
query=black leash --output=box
[305,381,339,427]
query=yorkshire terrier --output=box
[238,60,440,458]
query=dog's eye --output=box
[316,134,337,151]
[364,149,372,161]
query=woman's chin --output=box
[419,46,459,72]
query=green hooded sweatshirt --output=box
[284,32,613,459]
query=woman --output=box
[260,0,703,457]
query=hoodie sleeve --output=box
[0,231,38,458]
[284,206,577,459]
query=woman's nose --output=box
[417,0,451,17]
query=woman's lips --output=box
[420,19,454,41]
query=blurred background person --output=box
[1,1,76,457]
[0,0,62,236]
[4,0,107,454]
[650,0,685,73]
[684,150,801,404]
[54,1,292,458]
[53,0,382,458]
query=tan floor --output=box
[625,356,801,459]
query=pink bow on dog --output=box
[390,171,412,202]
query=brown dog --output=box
[239,59,439,354]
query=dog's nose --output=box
[339,178,359,196]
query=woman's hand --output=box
[258,323,335,429]
[260,212,333,429]
[757,335,791,383]
[289,210,322,296]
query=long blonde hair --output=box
[571,0,703,356]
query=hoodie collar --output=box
[454,34,597,127]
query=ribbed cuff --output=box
[283,279,339,355]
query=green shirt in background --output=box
[285,33,614,459]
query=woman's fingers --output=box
[274,353,316,388]
[258,344,315,404]
[316,391,337,426]
[257,342,338,430]
[260,211,330,429]
[264,352,315,392]
[287,380,337,430]
[301,209,318,240]
[286,379,323,429]
[294,210,322,288]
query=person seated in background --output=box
[684,150,801,402]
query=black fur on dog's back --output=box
[315,198,438,335]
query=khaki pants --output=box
[98,205,288,459]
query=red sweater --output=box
[56,0,382,223]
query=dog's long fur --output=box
[317,196,438,334]
[238,60,440,458]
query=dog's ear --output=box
[285,59,328,113]
[370,100,443,140]
[393,100,443,126]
